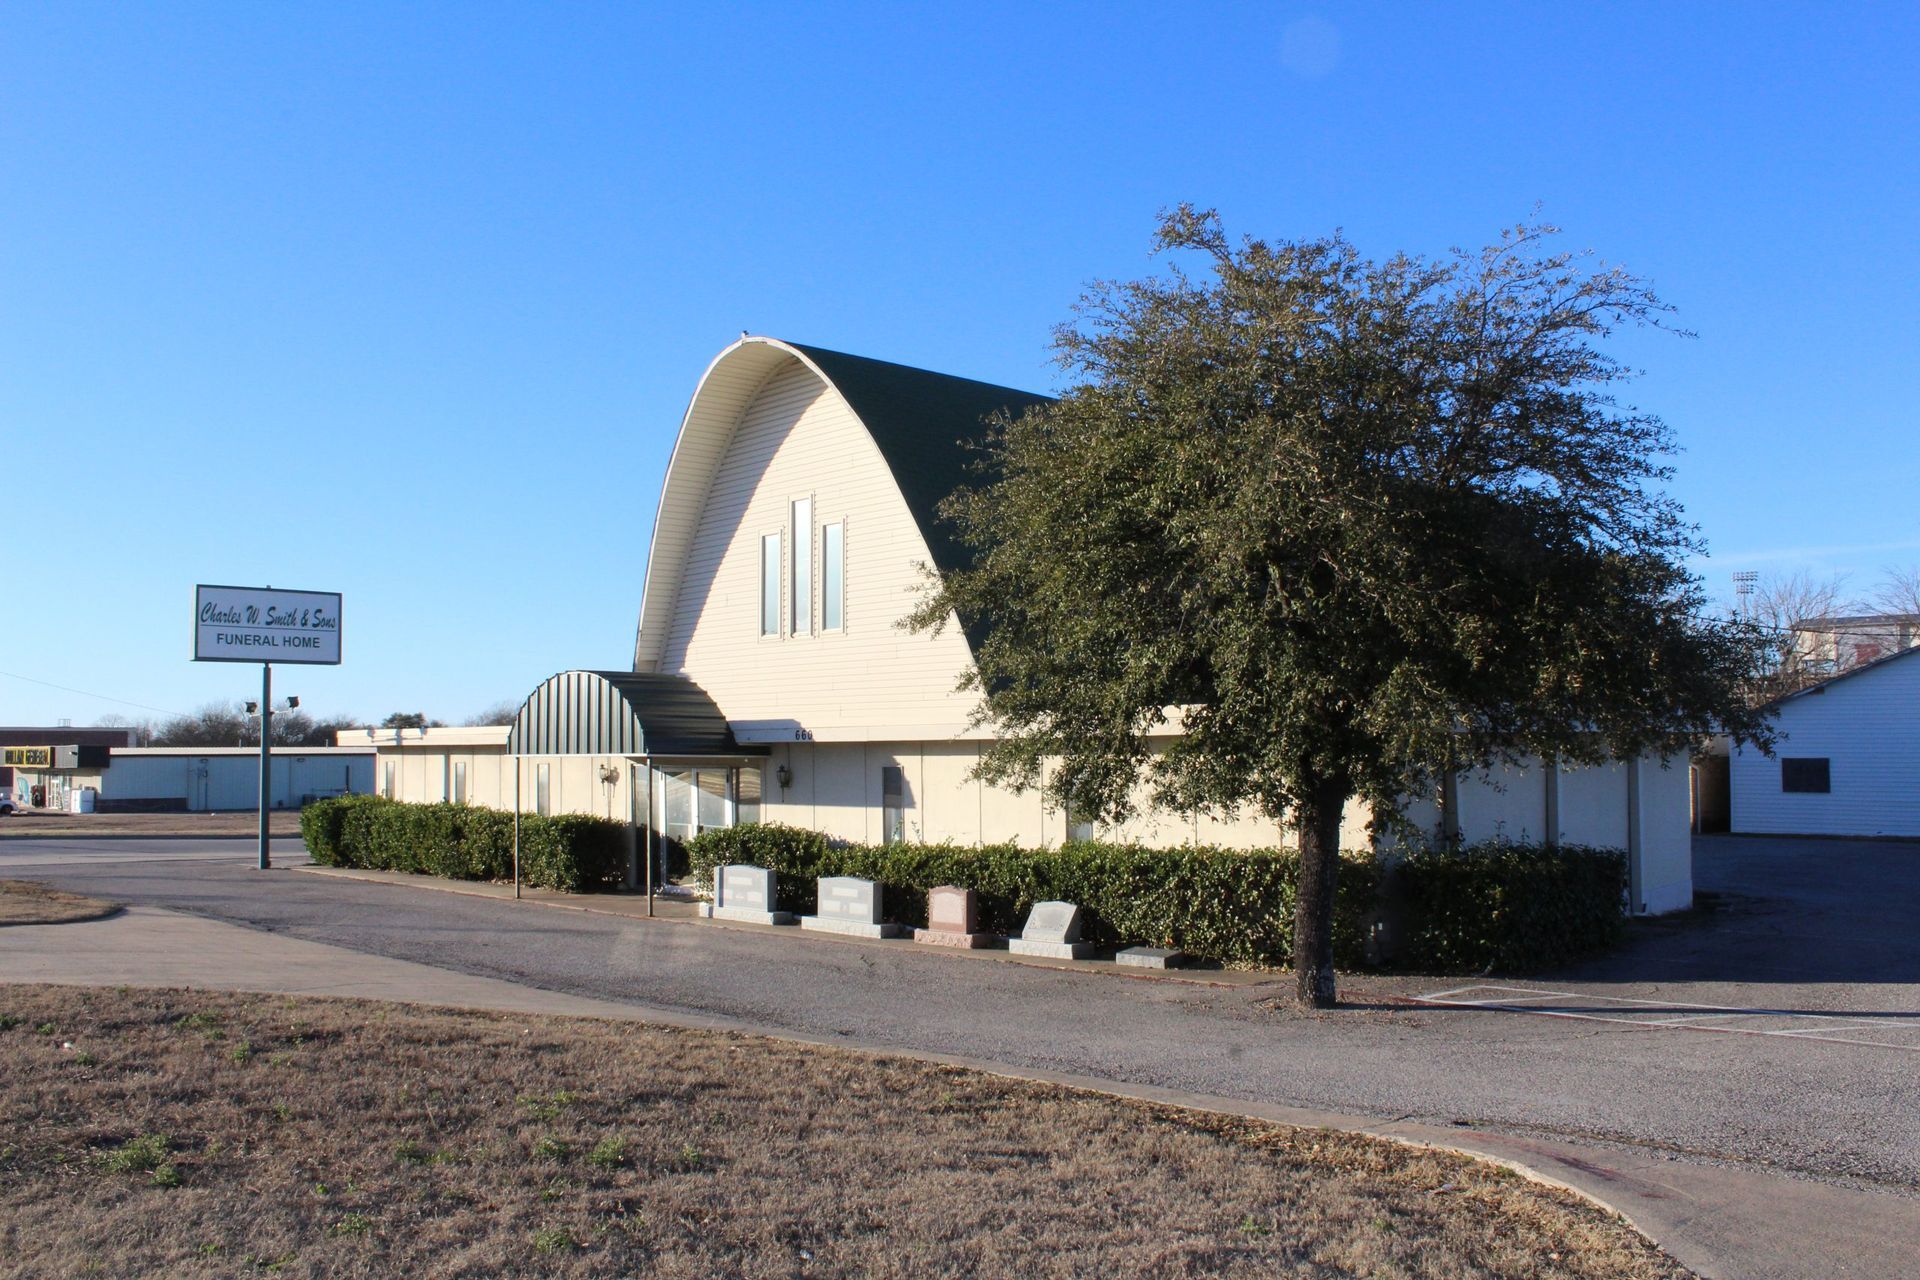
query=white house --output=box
[1731,644,1920,838]
[362,336,1693,911]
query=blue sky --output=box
[3,3,1916,727]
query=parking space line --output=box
[1412,986,1920,1052]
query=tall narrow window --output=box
[734,767,762,825]
[791,498,813,635]
[535,763,551,816]
[452,761,467,805]
[383,761,395,799]
[821,521,844,630]
[1066,808,1093,843]
[881,765,905,845]
[760,533,782,637]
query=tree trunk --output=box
[1293,778,1349,1008]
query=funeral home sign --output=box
[194,584,343,665]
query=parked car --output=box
[0,791,17,816]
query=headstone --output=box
[700,864,796,926]
[799,876,900,938]
[912,885,992,949]
[1116,946,1189,970]
[1007,900,1094,959]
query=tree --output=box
[1730,570,1854,699]
[1873,565,1920,618]
[379,712,443,730]
[912,208,1774,1008]
[151,703,364,747]
[153,703,252,747]
[463,701,521,727]
[93,715,157,747]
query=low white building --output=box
[1731,645,1920,838]
[16,747,373,813]
[360,336,1693,912]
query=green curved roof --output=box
[788,343,1054,586]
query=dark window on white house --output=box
[1781,758,1830,793]
[881,765,905,845]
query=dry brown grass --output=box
[0,881,119,926]
[0,809,305,838]
[0,985,1692,1279]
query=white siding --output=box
[662,359,981,739]
[1557,760,1629,848]
[1454,761,1549,843]
[1635,757,1693,914]
[1730,652,1920,837]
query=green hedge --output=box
[688,824,1632,973]
[1395,842,1628,973]
[299,796,629,893]
[685,824,1382,969]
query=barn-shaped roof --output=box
[632,337,1051,671]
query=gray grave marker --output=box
[1008,900,1093,959]
[800,876,900,938]
[700,864,796,926]
[1116,946,1189,969]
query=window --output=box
[452,761,467,805]
[383,761,395,799]
[760,533,782,636]
[735,766,762,825]
[1781,758,1830,794]
[791,498,813,635]
[535,762,551,815]
[881,765,905,845]
[1066,808,1094,843]
[821,521,844,630]
[697,769,729,830]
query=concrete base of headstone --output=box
[701,904,797,926]
[1008,937,1095,959]
[1116,946,1189,969]
[800,916,902,938]
[912,926,994,949]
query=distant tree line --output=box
[94,698,522,747]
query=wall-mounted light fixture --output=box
[599,764,620,785]
[776,764,792,790]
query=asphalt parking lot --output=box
[4,830,1917,1204]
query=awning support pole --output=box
[644,757,654,918]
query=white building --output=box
[15,746,373,813]
[364,336,1693,912]
[1731,645,1920,838]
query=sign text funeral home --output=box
[194,585,342,665]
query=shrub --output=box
[300,797,628,893]
[685,824,1381,969]
[1395,842,1628,973]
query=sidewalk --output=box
[3,905,1914,1280]
[296,864,1274,986]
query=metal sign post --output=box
[258,662,272,870]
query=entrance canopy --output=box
[504,670,761,758]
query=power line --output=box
[0,669,189,720]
